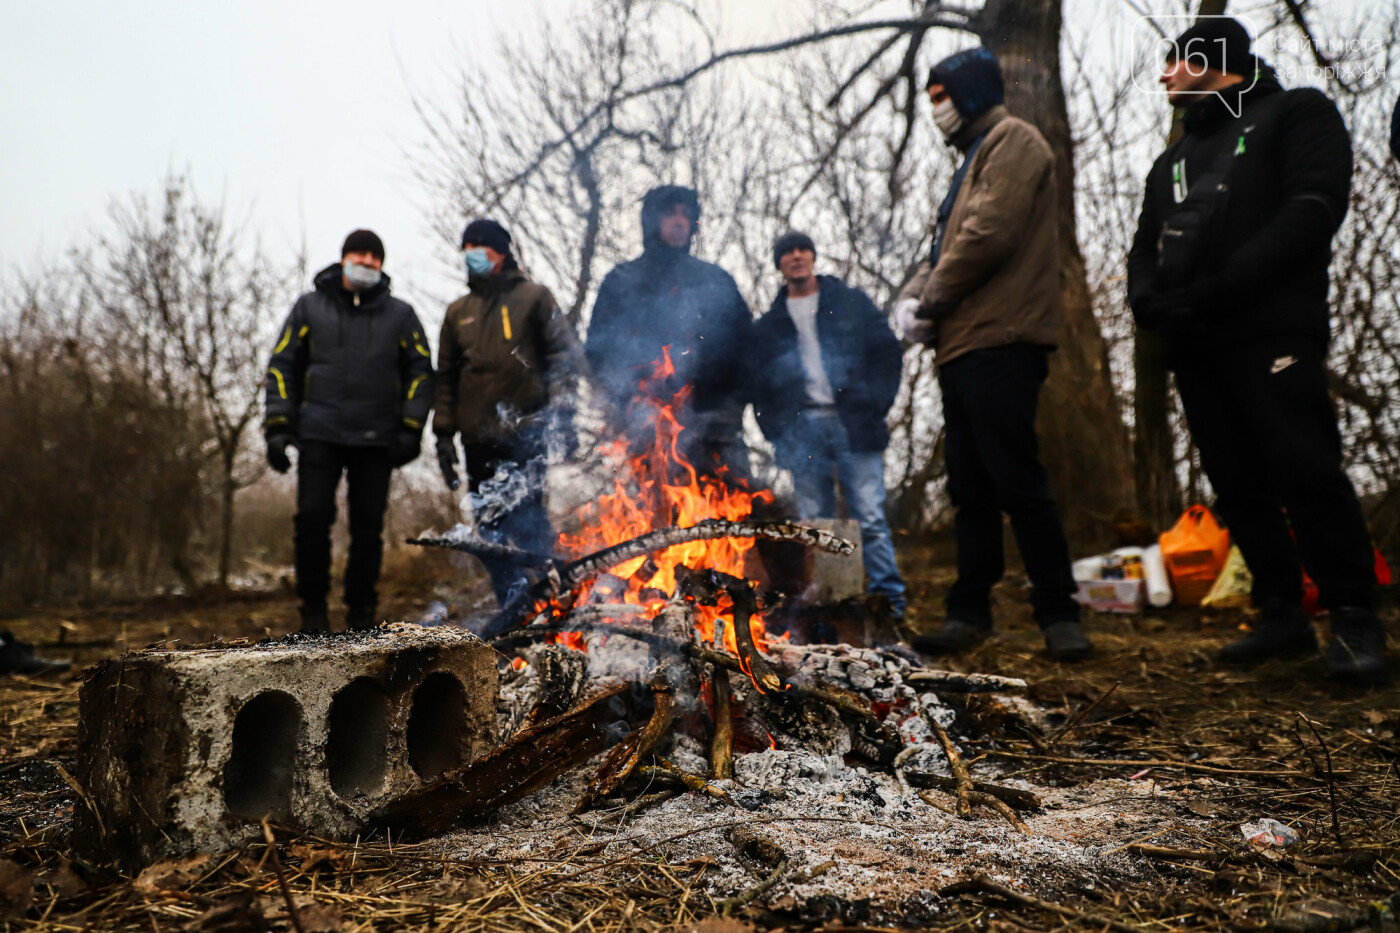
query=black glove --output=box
[1136,289,1201,343]
[266,430,297,474]
[388,428,421,468]
[435,434,461,491]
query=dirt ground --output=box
[0,539,1397,931]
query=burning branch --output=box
[407,535,563,569]
[710,669,734,780]
[484,520,855,637]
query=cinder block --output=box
[74,624,498,869]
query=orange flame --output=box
[767,732,778,750]
[556,347,774,659]
[510,657,528,671]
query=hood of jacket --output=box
[640,184,701,257]
[930,47,1005,127]
[313,262,392,304]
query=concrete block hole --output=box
[326,677,391,798]
[407,671,467,780]
[223,690,302,820]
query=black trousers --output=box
[295,440,393,614]
[938,344,1079,628]
[1173,336,1375,610]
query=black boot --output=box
[0,631,71,676]
[1324,607,1389,682]
[1218,600,1317,665]
[1042,621,1094,662]
[911,619,991,655]
[299,604,330,635]
[345,606,379,632]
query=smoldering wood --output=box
[576,676,677,813]
[484,520,856,637]
[684,644,879,722]
[644,758,738,807]
[675,568,784,694]
[524,646,591,727]
[369,683,628,839]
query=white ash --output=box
[432,741,1195,920]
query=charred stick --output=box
[589,789,679,826]
[1050,680,1120,746]
[710,669,735,780]
[260,819,306,933]
[917,789,1030,835]
[524,646,591,727]
[717,859,789,918]
[484,519,855,637]
[941,875,1142,933]
[643,758,737,807]
[904,670,1028,694]
[703,571,783,694]
[923,710,975,819]
[576,677,676,813]
[407,535,563,568]
[370,683,629,838]
[902,771,1041,811]
[685,644,877,722]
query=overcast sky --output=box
[3,0,1384,315]
[1,0,822,312]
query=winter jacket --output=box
[898,105,1062,364]
[585,186,753,446]
[1127,74,1352,349]
[752,275,904,455]
[264,264,433,447]
[433,268,583,445]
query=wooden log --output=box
[685,644,878,722]
[369,683,628,839]
[524,646,591,727]
[576,677,676,813]
[923,710,974,819]
[645,758,737,807]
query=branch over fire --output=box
[483,520,855,637]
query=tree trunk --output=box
[974,0,1132,550]
[218,445,236,591]
[1133,0,1229,531]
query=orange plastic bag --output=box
[1158,505,1231,606]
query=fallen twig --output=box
[942,874,1142,933]
[717,858,789,917]
[644,758,737,807]
[923,710,974,819]
[1298,712,1345,849]
[903,770,1040,811]
[261,818,306,933]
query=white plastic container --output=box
[1142,543,1173,607]
[1072,556,1103,583]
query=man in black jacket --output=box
[1128,19,1386,679]
[585,185,754,483]
[265,230,433,633]
[754,233,907,618]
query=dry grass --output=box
[0,539,1396,930]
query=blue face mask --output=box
[462,248,493,278]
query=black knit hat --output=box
[772,231,817,269]
[460,218,513,255]
[1168,17,1255,78]
[341,229,385,262]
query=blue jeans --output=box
[783,411,906,615]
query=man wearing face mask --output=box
[893,48,1089,662]
[264,229,433,633]
[433,219,584,606]
[585,185,754,483]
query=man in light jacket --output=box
[895,47,1089,662]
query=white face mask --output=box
[933,98,964,138]
[343,261,382,290]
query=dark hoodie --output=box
[265,263,433,447]
[928,46,1004,147]
[1127,65,1353,349]
[585,185,753,445]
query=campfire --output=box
[396,350,1037,854]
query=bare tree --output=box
[78,174,285,588]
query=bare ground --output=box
[0,539,1397,931]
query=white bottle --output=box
[1142,543,1173,607]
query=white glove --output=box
[894,297,936,346]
